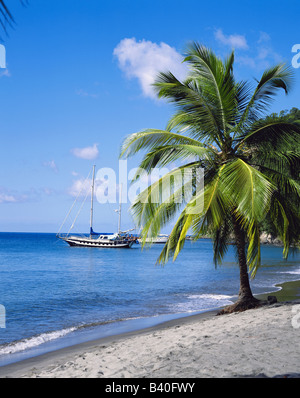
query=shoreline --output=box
[0,309,219,368]
[0,237,298,374]
[0,308,219,378]
[1,277,298,366]
[1,301,300,378]
[1,279,300,378]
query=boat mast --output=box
[118,183,122,234]
[90,165,96,237]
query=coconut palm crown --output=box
[120,43,300,313]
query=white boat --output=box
[62,232,136,248]
[57,166,137,248]
[138,234,169,244]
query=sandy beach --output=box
[1,301,300,378]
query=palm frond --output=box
[137,143,216,173]
[220,158,276,274]
[212,216,233,266]
[222,159,275,224]
[131,162,201,238]
[0,0,14,38]
[250,153,300,198]
[156,166,231,265]
[269,193,300,258]
[157,210,192,265]
[154,71,224,147]
[235,116,300,151]
[0,0,28,40]
[237,63,294,130]
[120,129,204,159]
[183,43,239,140]
[246,219,261,278]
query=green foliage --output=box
[256,108,300,239]
[120,43,300,278]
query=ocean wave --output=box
[0,317,150,357]
[278,268,300,275]
[168,293,234,313]
[187,294,233,301]
[284,270,300,275]
[0,326,77,356]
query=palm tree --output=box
[120,43,300,313]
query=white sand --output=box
[1,302,300,378]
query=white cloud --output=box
[113,38,188,99]
[68,177,106,198]
[236,55,257,69]
[258,31,271,44]
[214,29,248,50]
[43,160,58,173]
[68,178,92,197]
[75,89,98,99]
[0,193,18,203]
[71,143,99,160]
[0,188,30,203]
[237,32,282,70]
[256,36,282,64]
[0,69,11,78]
[42,188,52,196]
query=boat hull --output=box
[61,236,135,248]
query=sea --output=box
[0,232,299,367]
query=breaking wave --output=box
[0,327,77,356]
[168,293,234,313]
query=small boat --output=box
[57,166,137,248]
[138,234,169,244]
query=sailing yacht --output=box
[57,166,137,248]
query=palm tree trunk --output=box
[233,220,258,301]
[218,218,261,314]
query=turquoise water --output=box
[0,233,299,366]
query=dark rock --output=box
[267,296,277,304]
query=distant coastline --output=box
[195,233,298,248]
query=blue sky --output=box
[0,0,299,233]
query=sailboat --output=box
[57,166,137,248]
